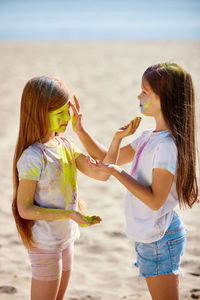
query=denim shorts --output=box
[134,211,186,278]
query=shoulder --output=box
[57,136,82,158]
[17,144,43,180]
[137,129,154,141]
[20,144,43,158]
[137,129,153,137]
[153,134,178,174]
[156,134,177,156]
[17,144,43,167]
[57,136,74,150]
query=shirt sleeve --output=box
[152,141,177,175]
[17,148,43,181]
[60,137,82,160]
[70,141,82,160]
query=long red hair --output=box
[12,76,85,248]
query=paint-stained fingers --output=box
[82,215,102,226]
[136,116,142,126]
[88,218,102,226]
[73,95,80,112]
[131,117,142,132]
[132,116,141,126]
[118,124,129,131]
[135,117,142,129]
[70,102,79,117]
[122,117,140,132]
[91,216,102,222]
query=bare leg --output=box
[146,273,179,300]
[31,278,60,300]
[56,270,71,300]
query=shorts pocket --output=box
[135,242,157,261]
[167,235,186,270]
[134,241,159,277]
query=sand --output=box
[0,41,200,300]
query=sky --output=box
[0,0,200,40]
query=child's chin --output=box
[140,110,149,116]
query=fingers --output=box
[86,156,110,169]
[91,215,102,222]
[129,117,142,132]
[81,215,102,227]
[70,102,78,117]
[132,116,142,126]
[89,216,102,225]
[127,121,133,133]
[119,124,129,131]
[86,155,100,166]
[71,97,83,132]
[73,95,80,112]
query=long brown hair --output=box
[143,63,199,208]
[12,76,84,248]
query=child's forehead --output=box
[50,102,70,114]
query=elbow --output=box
[99,176,109,182]
[95,171,111,181]
[151,205,161,211]
[100,174,111,181]
[151,197,166,211]
[18,208,28,219]
[93,151,107,162]
[17,206,32,220]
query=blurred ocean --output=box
[0,0,200,40]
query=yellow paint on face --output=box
[49,103,71,132]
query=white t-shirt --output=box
[125,129,178,243]
[17,136,82,250]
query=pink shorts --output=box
[28,242,74,281]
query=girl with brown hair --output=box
[12,76,141,300]
[72,63,199,300]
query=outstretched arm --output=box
[76,126,135,165]
[75,134,122,181]
[75,117,141,181]
[70,96,107,160]
[87,162,174,210]
[70,96,139,165]
[17,179,101,226]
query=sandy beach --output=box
[0,41,199,300]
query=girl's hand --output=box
[115,117,141,140]
[86,156,114,174]
[70,96,84,133]
[70,210,102,227]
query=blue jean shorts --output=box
[134,211,186,278]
